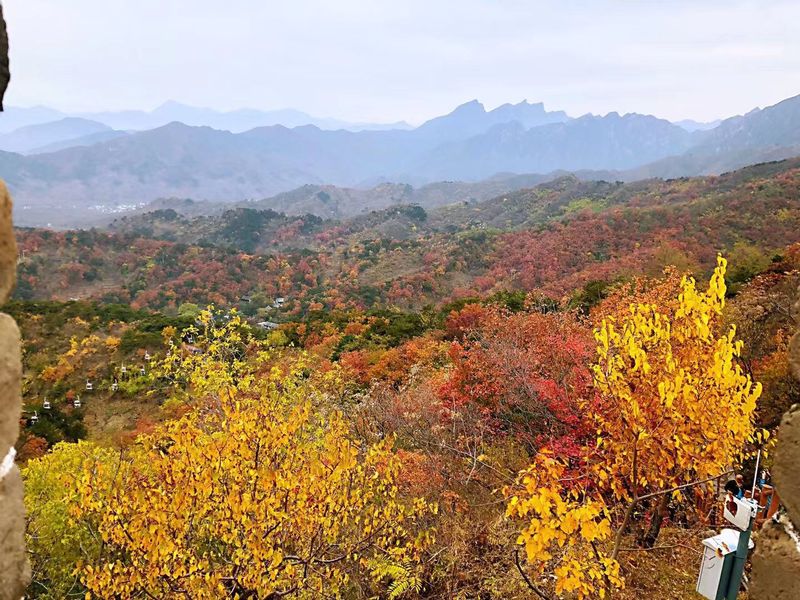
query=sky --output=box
[4,0,799,124]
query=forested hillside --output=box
[12,158,800,598]
[15,159,800,314]
[9,1,800,597]
[14,251,798,599]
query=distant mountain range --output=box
[3,94,800,228]
[0,117,127,154]
[411,111,697,180]
[0,101,412,135]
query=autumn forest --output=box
[8,156,800,599]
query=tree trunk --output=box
[611,499,638,560]
[642,493,670,548]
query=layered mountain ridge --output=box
[3,94,800,227]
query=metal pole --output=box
[751,449,761,499]
[723,449,762,599]
[724,511,754,599]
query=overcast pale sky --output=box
[4,0,799,123]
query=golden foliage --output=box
[22,441,118,599]
[507,257,762,598]
[61,309,438,598]
[592,256,761,497]
[506,452,622,599]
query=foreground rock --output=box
[750,283,800,599]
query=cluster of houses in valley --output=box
[256,296,286,331]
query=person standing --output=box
[724,474,746,499]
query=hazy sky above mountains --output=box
[5,0,799,124]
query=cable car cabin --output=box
[29,411,39,425]
[144,352,151,361]
[121,365,127,375]
[85,380,93,391]
[42,398,51,410]
[111,381,118,392]
[139,366,146,375]
[73,397,81,408]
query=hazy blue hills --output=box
[1,99,563,137]
[413,99,569,142]
[1,101,412,135]
[692,94,800,155]
[674,119,722,132]
[3,94,800,227]
[411,112,696,180]
[29,129,130,154]
[0,118,118,154]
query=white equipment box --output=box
[723,496,758,530]
[696,528,754,600]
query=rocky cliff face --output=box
[750,283,800,599]
[0,4,9,111]
[0,7,28,597]
[0,178,27,598]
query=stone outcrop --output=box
[0,3,9,111]
[0,181,15,303]
[0,178,27,600]
[0,462,27,599]
[750,282,800,599]
[0,6,27,592]
[791,323,800,382]
[0,185,27,598]
[773,405,800,521]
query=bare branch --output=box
[514,549,554,600]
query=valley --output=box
[5,4,800,596]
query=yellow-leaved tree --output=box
[27,309,437,599]
[507,257,762,599]
[506,452,622,599]
[23,440,117,600]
